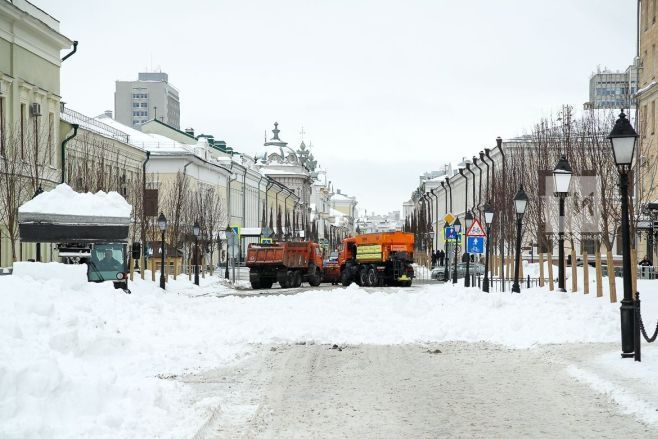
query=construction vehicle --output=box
[322,251,341,285]
[246,241,324,289]
[338,231,414,287]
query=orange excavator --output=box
[337,231,414,287]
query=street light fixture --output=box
[33,186,44,262]
[553,155,572,292]
[193,221,200,286]
[483,202,494,292]
[608,110,638,358]
[157,212,167,290]
[443,221,450,281]
[452,217,461,284]
[225,226,232,279]
[512,185,528,293]
[464,211,473,287]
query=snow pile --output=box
[1,261,651,437]
[18,184,131,218]
[0,263,244,438]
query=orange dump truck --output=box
[246,241,324,289]
[338,231,414,287]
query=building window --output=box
[0,96,4,156]
[48,112,54,166]
[20,103,26,159]
[141,102,148,107]
[133,102,139,107]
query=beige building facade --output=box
[0,0,73,267]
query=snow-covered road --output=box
[186,342,656,438]
[4,262,658,438]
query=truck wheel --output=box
[366,267,377,287]
[309,268,322,287]
[293,271,302,288]
[401,279,412,287]
[250,278,262,289]
[358,267,368,286]
[262,280,273,289]
[341,270,352,287]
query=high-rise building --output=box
[114,72,180,129]
[586,66,638,110]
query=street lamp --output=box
[483,202,494,292]
[608,110,639,358]
[512,185,528,293]
[33,186,44,262]
[443,221,450,281]
[452,217,461,284]
[193,221,200,286]
[553,154,572,292]
[225,225,231,279]
[158,212,167,290]
[464,211,473,287]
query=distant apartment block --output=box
[585,65,638,110]
[114,72,180,129]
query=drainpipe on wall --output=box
[60,124,79,184]
[61,41,78,62]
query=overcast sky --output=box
[41,0,637,215]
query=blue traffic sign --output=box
[445,227,459,241]
[466,236,485,254]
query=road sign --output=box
[443,213,455,224]
[444,226,459,241]
[261,226,274,238]
[260,237,273,244]
[466,236,485,254]
[230,225,240,236]
[466,219,486,237]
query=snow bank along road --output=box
[187,342,656,438]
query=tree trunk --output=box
[571,246,577,293]
[539,252,545,287]
[583,248,589,295]
[605,249,617,302]
[547,248,555,291]
[140,253,145,280]
[151,257,156,282]
[129,256,135,281]
[595,245,603,298]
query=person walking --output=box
[431,250,437,268]
[439,250,445,267]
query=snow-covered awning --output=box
[19,184,131,218]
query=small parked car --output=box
[432,262,485,281]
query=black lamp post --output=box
[158,212,167,290]
[452,218,461,284]
[443,221,450,281]
[33,186,44,261]
[193,221,200,286]
[225,226,231,279]
[483,202,494,292]
[464,211,473,287]
[608,110,639,358]
[553,155,573,292]
[512,186,528,293]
